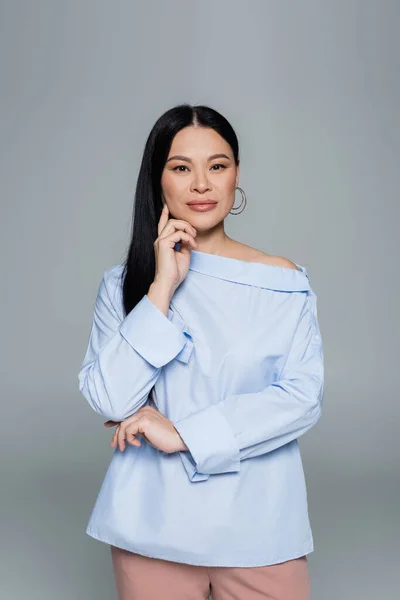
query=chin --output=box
[184,208,226,227]
[188,216,221,231]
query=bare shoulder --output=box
[231,242,298,270]
[255,253,299,270]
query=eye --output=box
[172,163,226,172]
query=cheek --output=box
[219,170,237,192]
[161,173,186,199]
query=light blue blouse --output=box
[78,249,324,567]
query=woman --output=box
[78,103,324,600]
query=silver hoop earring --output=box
[230,187,247,215]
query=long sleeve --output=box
[78,268,193,421]
[173,290,324,482]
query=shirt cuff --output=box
[177,451,210,482]
[173,403,241,478]
[119,294,191,368]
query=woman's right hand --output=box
[153,204,197,292]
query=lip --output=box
[187,200,218,213]
[187,200,217,205]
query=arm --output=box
[173,290,324,482]
[78,268,193,421]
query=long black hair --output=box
[121,103,240,317]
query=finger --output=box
[157,230,197,251]
[117,424,129,452]
[127,431,141,446]
[158,219,197,240]
[177,238,192,258]
[157,204,169,236]
[110,426,118,447]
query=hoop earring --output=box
[230,187,247,215]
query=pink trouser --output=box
[110,545,310,600]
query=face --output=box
[160,126,239,230]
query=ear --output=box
[235,162,240,188]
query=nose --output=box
[190,169,212,194]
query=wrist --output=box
[147,281,176,316]
[149,279,176,299]
[175,429,188,452]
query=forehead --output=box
[169,126,232,157]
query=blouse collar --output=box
[188,249,311,292]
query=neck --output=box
[193,224,235,256]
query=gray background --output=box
[1,1,398,598]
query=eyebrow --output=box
[166,153,231,163]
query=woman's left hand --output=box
[103,406,188,454]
